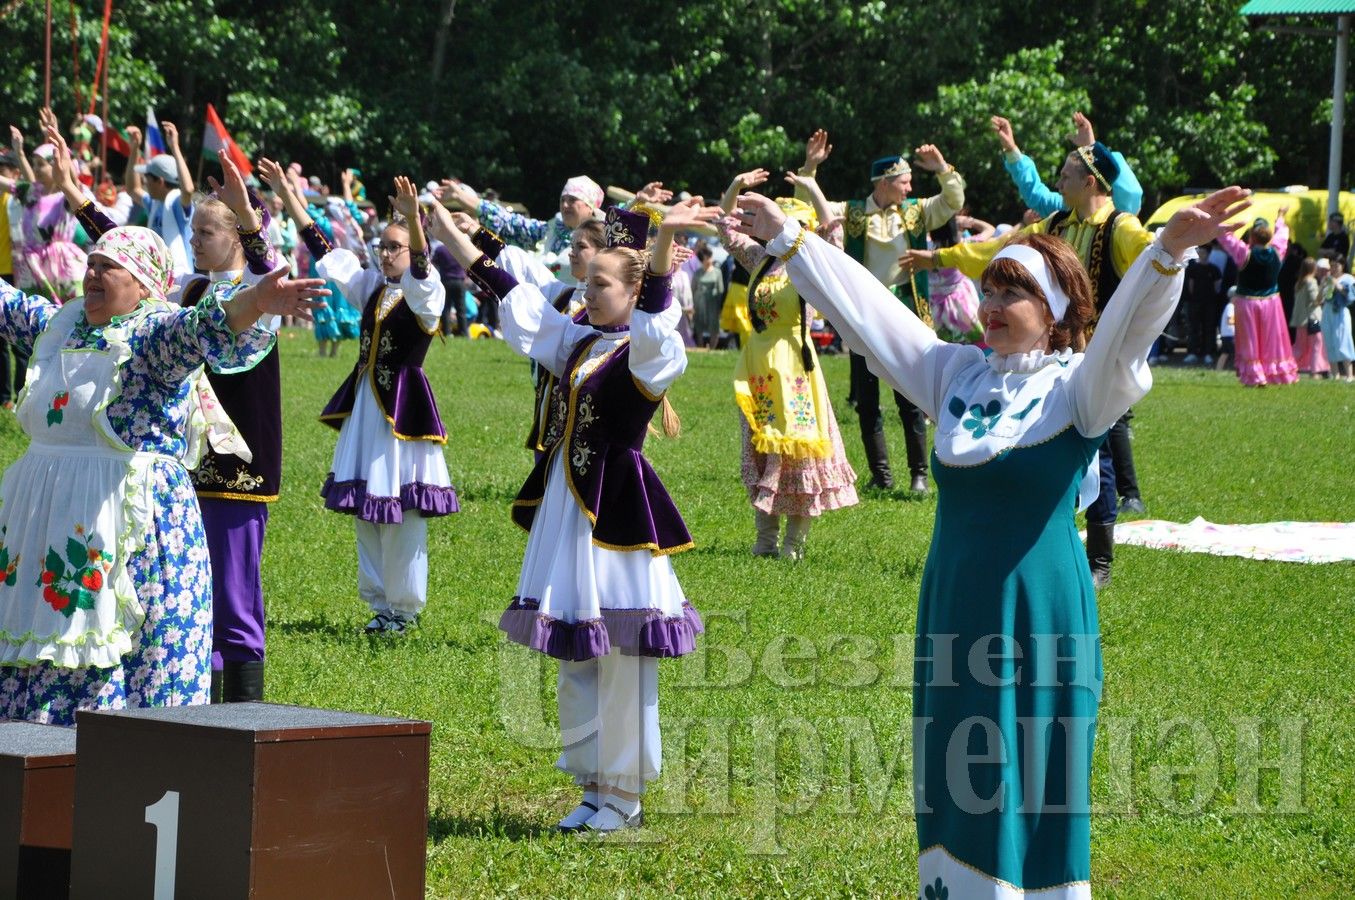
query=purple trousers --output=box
[199,498,269,667]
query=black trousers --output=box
[1086,442,1118,527]
[849,351,927,477]
[1186,296,1221,357]
[1107,410,1141,502]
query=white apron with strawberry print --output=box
[0,300,164,668]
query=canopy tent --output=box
[1240,1,1355,217]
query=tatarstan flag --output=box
[82,114,133,158]
[202,103,252,176]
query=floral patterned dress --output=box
[0,281,273,725]
[732,256,856,517]
[14,183,87,303]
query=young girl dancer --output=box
[263,159,455,634]
[717,171,857,559]
[432,197,714,833]
[448,210,605,454]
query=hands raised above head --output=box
[1070,111,1095,147]
[1159,187,1252,259]
[390,175,421,221]
[206,150,255,222]
[441,179,480,211]
[256,158,290,197]
[39,117,81,199]
[990,116,1017,153]
[802,129,832,171]
[731,193,787,243]
[657,196,721,233]
[634,181,673,205]
[449,211,478,235]
[913,144,948,172]
[734,168,770,190]
[160,121,180,152]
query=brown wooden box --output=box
[69,703,431,900]
[0,720,77,900]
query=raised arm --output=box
[719,168,769,214]
[258,156,330,269]
[122,125,145,204]
[1070,187,1251,437]
[210,149,280,278]
[733,193,965,419]
[431,199,588,373]
[914,144,966,231]
[40,119,112,240]
[10,127,35,184]
[630,204,714,395]
[783,170,836,234]
[221,268,328,335]
[1271,208,1290,260]
[957,215,996,243]
[1215,220,1251,268]
[390,175,445,331]
[990,115,1063,217]
[161,121,195,209]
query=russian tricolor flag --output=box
[145,108,167,158]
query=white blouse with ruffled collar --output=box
[765,217,1187,473]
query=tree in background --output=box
[0,0,1345,222]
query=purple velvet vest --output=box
[179,276,283,502]
[320,283,446,442]
[526,295,585,452]
[512,334,692,554]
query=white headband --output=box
[990,243,1071,322]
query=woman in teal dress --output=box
[730,187,1249,898]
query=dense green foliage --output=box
[1,332,1352,895]
[0,0,1349,220]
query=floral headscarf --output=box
[87,226,174,304]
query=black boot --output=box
[863,430,893,490]
[221,660,265,703]
[1086,522,1115,589]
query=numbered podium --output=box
[0,721,77,900]
[69,703,431,900]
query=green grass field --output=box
[1,329,1352,898]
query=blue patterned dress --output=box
[0,280,273,725]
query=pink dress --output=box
[1290,278,1330,375]
[1217,221,1298,386]
[15,184,87,303]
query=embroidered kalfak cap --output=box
[603,207,650,251]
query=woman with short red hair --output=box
[732,186,1250,898]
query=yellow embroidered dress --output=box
[733,257,857,516]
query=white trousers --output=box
[556,652,660,794]
[356,517,428,615]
